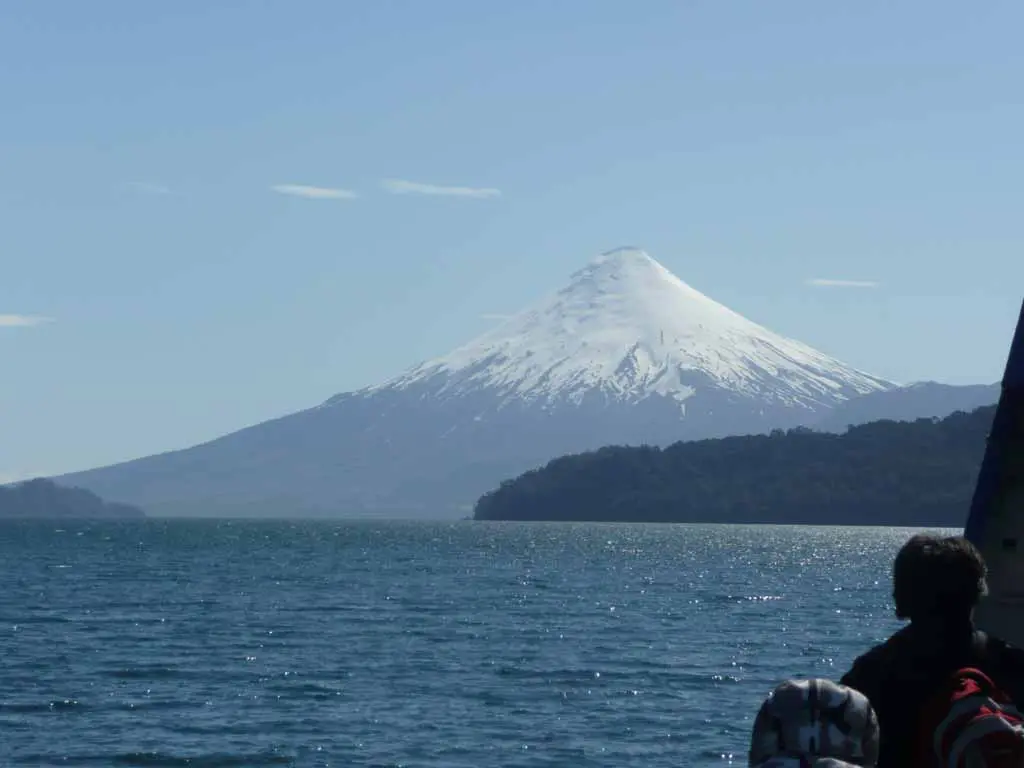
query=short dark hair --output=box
[892,534,988,621]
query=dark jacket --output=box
[839,619,1024,767]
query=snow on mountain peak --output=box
[593,245,652,263]
[362,249,893,409]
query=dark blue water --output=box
[0,520,950,767]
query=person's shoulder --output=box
[840,628,911,692]
[976,631,1024,703]
[845,642,887,675]
[855,625,913,665]
[984,632,1024,671]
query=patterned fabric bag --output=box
[749,679,879,767]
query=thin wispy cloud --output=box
[272,184,357,200]
[805,278,879,288]
[481,313,514,322]
[381,179,501,199]
[125,181,172,195]
[0,314,53,327]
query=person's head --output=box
[749,679,879,767]
[892,534,988,622]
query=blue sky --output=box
[2,1,1023,480]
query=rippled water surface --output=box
[0,520,953,766]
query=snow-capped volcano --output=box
[59,248,896,519]
[356,247,890,408]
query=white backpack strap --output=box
[946,715,1024,767]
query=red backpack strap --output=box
[920,667,985,765]
[929,666,1024,766]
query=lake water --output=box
[0,520,953,767]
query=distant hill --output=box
[474,406,996,527]
[813,382,999,433]
[0,478,146,519]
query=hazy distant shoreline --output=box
[0,479,145,519]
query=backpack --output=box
[919,662,1024,767]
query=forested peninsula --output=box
[474,406,996,526]
[0,478,146,519]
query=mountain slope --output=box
[812,381,999,432]
[58,248,895,518]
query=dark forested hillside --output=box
[0,478,146,519]
[473,406,996,526]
